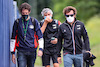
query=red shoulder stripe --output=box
[34,32,39,48]
[58,21,61,25]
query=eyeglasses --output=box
[65,14,75,17]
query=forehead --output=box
[66,10,74,15]
[22,9,29,12]
[44,11,51,15]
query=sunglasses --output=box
[65,14,75,17]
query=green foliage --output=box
[85,15,100,67]
[91,44,100,67]
[15,0,28,8]
[15,0,100,22]
[34,56,42,66]
[52,0,100,23]
[37,0,53,20]
[86,14,100,47]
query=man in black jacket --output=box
[40,8,61,67]
[57,6,90,67]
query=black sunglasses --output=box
[65,14,75,17]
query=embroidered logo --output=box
[29,25,34,29]
[52,24,57,29]
[77,25,81,30]
[64,29,66,32]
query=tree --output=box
[52,0,100,23]
[14,0,52,21]
[37,0,53,20]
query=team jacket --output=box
[40,19,61,49]
[10,17,43,54]
[57,19,90,57]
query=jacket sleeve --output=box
[57,26,63,57]
[39,20,44,27]
[10,20,18,54]
[34,19,44,51]
[82,24,90,51]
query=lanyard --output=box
[22,19,29,41]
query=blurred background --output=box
[0,0,100,67]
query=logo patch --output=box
[29,25,34,29]
[64,29,66,32]
[77,25,81,30]
[52,24,57,29]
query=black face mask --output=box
[22,15,28,20]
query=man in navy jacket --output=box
[10,3,44,67]
[57,6,90,67]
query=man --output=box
[40,8,61,67]
[10,3,44,67]
[57,6,90,67]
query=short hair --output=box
[63,6,77,15]
[19,3,31,12]
[41,8,53,16]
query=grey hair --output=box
[41,8,53,16]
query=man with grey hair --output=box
[40,8,61,67]
[41,8,53,17]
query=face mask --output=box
[66,16,74,23]
[44,16,46,20]
[44,16,52,20]
[50,16,52,19]
[22,15,28,20]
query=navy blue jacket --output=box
[57,20,90,57]
[11,17,43,53]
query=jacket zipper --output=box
[64,21,76,55]
[72,23,76,55]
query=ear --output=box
[29,11,31,14]
[74,15,76,18]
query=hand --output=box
[38,50,43,57]
[86,51,92,57]
[45,16,53,23]
[51,38,58,44]
[12,54,16,64]
[57,57,62,64]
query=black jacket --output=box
[40,19,60,49]
[57,20,90,56]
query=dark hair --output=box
[19,3,31,12]
[63,6,77,15]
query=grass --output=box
[34,51,64,67]
[90,44,100,67]
[85,15,100,67]
[86,15,100,47]
[34,15,100,67]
